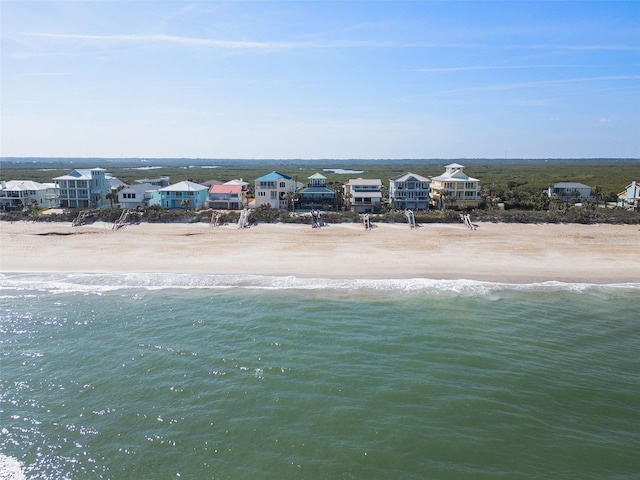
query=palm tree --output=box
[106,191,117,208]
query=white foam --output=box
[0,454,26,480]
[1,272,639,295]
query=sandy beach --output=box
[1,220,638,283]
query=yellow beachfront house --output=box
[429,163,481,209]
[254,171,303,210]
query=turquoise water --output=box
[1,273,639,479]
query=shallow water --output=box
[2,273,639,479]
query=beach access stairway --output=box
[72,209,99,227]
[113,209,137,229]
[405,209,416,228]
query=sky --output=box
[1,0,639,159]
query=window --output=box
[258,191,266,197]
[445,182,453,189]
[465,182,475,189]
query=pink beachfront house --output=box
[208,182,247,210]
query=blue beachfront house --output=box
[53,168,111,209]
[149,181,209,209]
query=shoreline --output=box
[1,221,639,284]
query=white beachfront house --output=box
[117,183,156,209]
[208,181,247,210]
[343,178,383,213]
[297,173,337,210]
[617,181,639,211]
[254,171,302,209]
[547,182,595,203]
[429,163,481,209]
[0,180,59,210]
[53,168,111,209]
[149,181,209,209]
[388,172,431,211]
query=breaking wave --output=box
[1,272,638,296]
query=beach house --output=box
[547,182,595,203]
[208,181,247,210]
[388,172,431,211]
[53,168,111,209]
[0,180,58,210]
[343,178,383,213]
[254,172,302,209]
[617,181,639,211]
[149,181,209,209]
[297,173,337,210]
[117,183,156,209]
[429,164,481,209]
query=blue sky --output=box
[1,0,639,159]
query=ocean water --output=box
[1,273,639,480]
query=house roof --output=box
[209,184,242,194]
[108,176,127,189]
[53,169,93,181]
[159,181,208,192]
[120,183,156,194]
[224,179,249,187]
[309,173,327,180]
[390,172,430,183]
[255,171,293,181]
[2,180,49,191]
[552,182,591,189]
[618,181,639,197]
[53,168,106,181]
[431,166,478,182]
